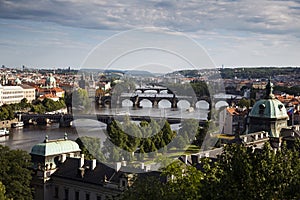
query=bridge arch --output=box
[177,100,191,109]
[159,89,169,94]
[158,99,172,108]
[121,99,133,107]
[215,100,229,110]
[140,99,152,108]
[144,90,158,94]
[195,100,210,109]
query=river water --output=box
[1,101,209,153]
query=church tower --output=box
[248,79,288,137]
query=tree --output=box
[0,181,10,200]
[72,88,91,113]
[237,98,251,108]
[0,145,33,200]
[75,136,105,161]
[121,141,300,200]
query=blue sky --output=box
[0,0,300,71]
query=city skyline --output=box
[0,0,300,71]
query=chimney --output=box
[91,159,96,170]
[80,154,85,168]
[61,154,66,163]
[121,160,127,167]
[115,162,122,171]
[78,168,85,178]
[144,165,151,172]
[140,163,145,170]
[183,155,188,164]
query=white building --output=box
[21,84,36,103]
[219,107,247,135]
[0,84,36,105]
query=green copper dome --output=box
[46,76,56,84]
[31,136,81,156]
[249,79,288,120]
[249,98,288,119]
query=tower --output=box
[247,79,288,137]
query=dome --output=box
[15,77,21,85]
[249,98,288,119]
[46,73,56,87]
[248,79,288,137]
[46,77,56,84]
[31,136,81,156]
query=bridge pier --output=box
[171,100,178,109]
[131,95,142,109]
[152,100,158,108]
[59,115,72,127]
[59,120,72,127]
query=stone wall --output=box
[0,118,18,128]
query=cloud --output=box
[0,0,300,37]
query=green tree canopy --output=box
[0,145,33,200]
[121,141,300,200]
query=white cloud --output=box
[0,0,300,36]
[1,0,300,68]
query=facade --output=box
[31,135,82,200]
[31,136,147,200]
[0,85,23,105]
[21,84,36,103]
[50,158,135,200]
[247,80,289,137]
[45,74,57,88]
[0,84,36,105]
[219,107,247,135]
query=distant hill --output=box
[124,70,155,77]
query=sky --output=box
[0,0,300,72]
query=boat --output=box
[0,128,9,136]
[11,121,24,128]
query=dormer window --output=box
[259,104,265,115]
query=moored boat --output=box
[11,121,24,128]
[0,128,9,136]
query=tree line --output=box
[76,118,210,163]
[121,141,300,200]
[0,145,33,200]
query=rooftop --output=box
[30,135,81,156]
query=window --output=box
[122,180,126,187]
[54,186,59,198]
[64,188,69,200]
[75,191,79,200]
[86,193,90,200]
[259,104,265,115]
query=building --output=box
[45,73,57,88]
[0,84,36,105]
[219,107,247,135]
[247,79,289,137]
[21,84,36,103]
[30,135,149,200]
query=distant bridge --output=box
[98,85,211,109]
[20,113,208,127]
[96,85,242,110]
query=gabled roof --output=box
[52,158,119,186]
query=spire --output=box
[64,132,68,140]
[265,78,275,99]
[44,135,49,143]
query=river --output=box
[1,101,209,153]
